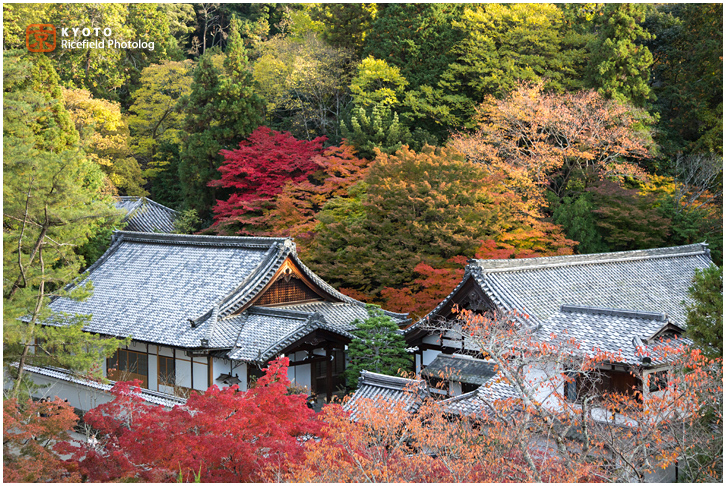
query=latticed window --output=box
[158,356,176,386]
[256,277,320,306]
[108,349,148,388]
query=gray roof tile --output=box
[441,374,519,419]
[422,354,497,385]
[46,232,381,360]
[115,196,179,233]
[24,365,186,408]
[344,371,426,420]
[410,244,712,333]
[539,305,689,365]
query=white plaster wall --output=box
[148,352,158,391]
[233,362,247,391]
[422,334,441,345]
[290,363,312,391]
[524,363,563,413]
[158,346,173,357]
[192,362,208,391]
[23,373,116,412]
[176,359,192,388]
[128,340,145,352]
[422,349,440,367]
[415,354,422,374]
[211,357,230,388]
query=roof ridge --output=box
[471,244,709,274]
[217,245,293,317]
[559,304,668,321]
[359,371,423,389]
[112,230,292,249]
[214,245,285,317]
[246,306,312,320]
[137,197,179,215]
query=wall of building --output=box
[112,341,211,394]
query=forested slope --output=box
[4,3,722,320]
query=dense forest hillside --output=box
[4,3,723,319]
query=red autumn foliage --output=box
[263,142,370,246]
[209,126,326,233]
[3,397,81,483]
[65,357,320,482]
[381,256,467,319]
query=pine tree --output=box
[3,51,126,397]
[340,104,413,160]
[586,3,654,107]
[685,265,723,359]
[179,18,264,223]
[345,306,412,390]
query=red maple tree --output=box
[209,127,326,233]
[67,358,320,482]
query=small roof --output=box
[46,232,408,359]
[421,354,497,385]
[441,375,519,419]
[344,371,426,420]
[409,243,712,334]
[225,307,355,363]
[24,365,186,408]
[539,305,689,365]
[114,196,178,233]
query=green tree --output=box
[685,266,723,359]
[646,4,723,156]
[310,3,377,56]
[349,56,408,109]
[252,32,354,142]
[179,18,264,223]
[586,3,654,107]
[128,60,194,176]
[40,3,171,105]
[62,87,147,196]
[345,306,412,390]
[3,51,126,398]
[340,104,413,160]
[551,192,609,254]
[439,3,581,127]
[308,145,574,296]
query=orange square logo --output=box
[26,24,56,52]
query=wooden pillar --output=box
[326,346,332,403]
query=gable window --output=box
[108,349,148,388]
[158,356,176,387]
[256,277,321,306]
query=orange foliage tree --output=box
[3,397,82,483]
[449,82,654,217]
[292,309,721,482]
[308,145,576,304]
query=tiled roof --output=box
[225,307,355,363]
[410,243,712,333]
[344,371,426,420]
[115,196,179,233]
[539,305,689,365]
[276,301,409,328]
[441,374,520,419]
[45,231,398,359]
[421,354,497,385]
[23,365,186,408]
[47,232,285,348]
